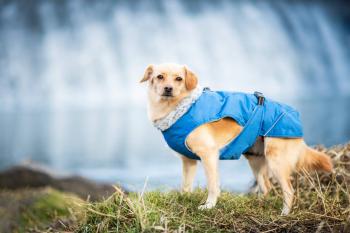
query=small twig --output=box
[303,211,343,221]
[86,207,118,218]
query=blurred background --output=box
[0,0,349,192]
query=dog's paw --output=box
[181,188,193,193]
[248,181,260,194]
[198,202,215,210]
[280,206,291,216]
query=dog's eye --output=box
[157,75,164,80]
[175,76,183,81]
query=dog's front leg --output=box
[198,149,220,210]
[180,154,197,192]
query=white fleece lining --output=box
[153,86,203,131]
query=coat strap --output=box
[219,102,264,160]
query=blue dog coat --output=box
[157,88,303,160]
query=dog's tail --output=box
[298,147,333,172]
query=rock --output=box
[0,165,118,201]
[0,166,55,189]
[55,176,116,201]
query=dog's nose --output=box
[164,86,173,93]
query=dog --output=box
[140,63,333,215]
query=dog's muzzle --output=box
[162,86,173,97]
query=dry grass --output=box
[77,143,350,233]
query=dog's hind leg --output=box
[270,167,294,216]
[245,137,271,195]
[245,155,271,196]
[264,137,302,215]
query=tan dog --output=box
[140,63,333,215]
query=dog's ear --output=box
[140,64,154,83]
[184,66,198,91]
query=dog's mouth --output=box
[161,93,173,97]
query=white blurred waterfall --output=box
[0,0,349,110]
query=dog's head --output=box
[140,63,198,101]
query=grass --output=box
[2,143,349,232]
[19,188,83,232]
[77,143,350,233]
[0,188,83,233]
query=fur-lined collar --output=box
[153,86,204,131]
